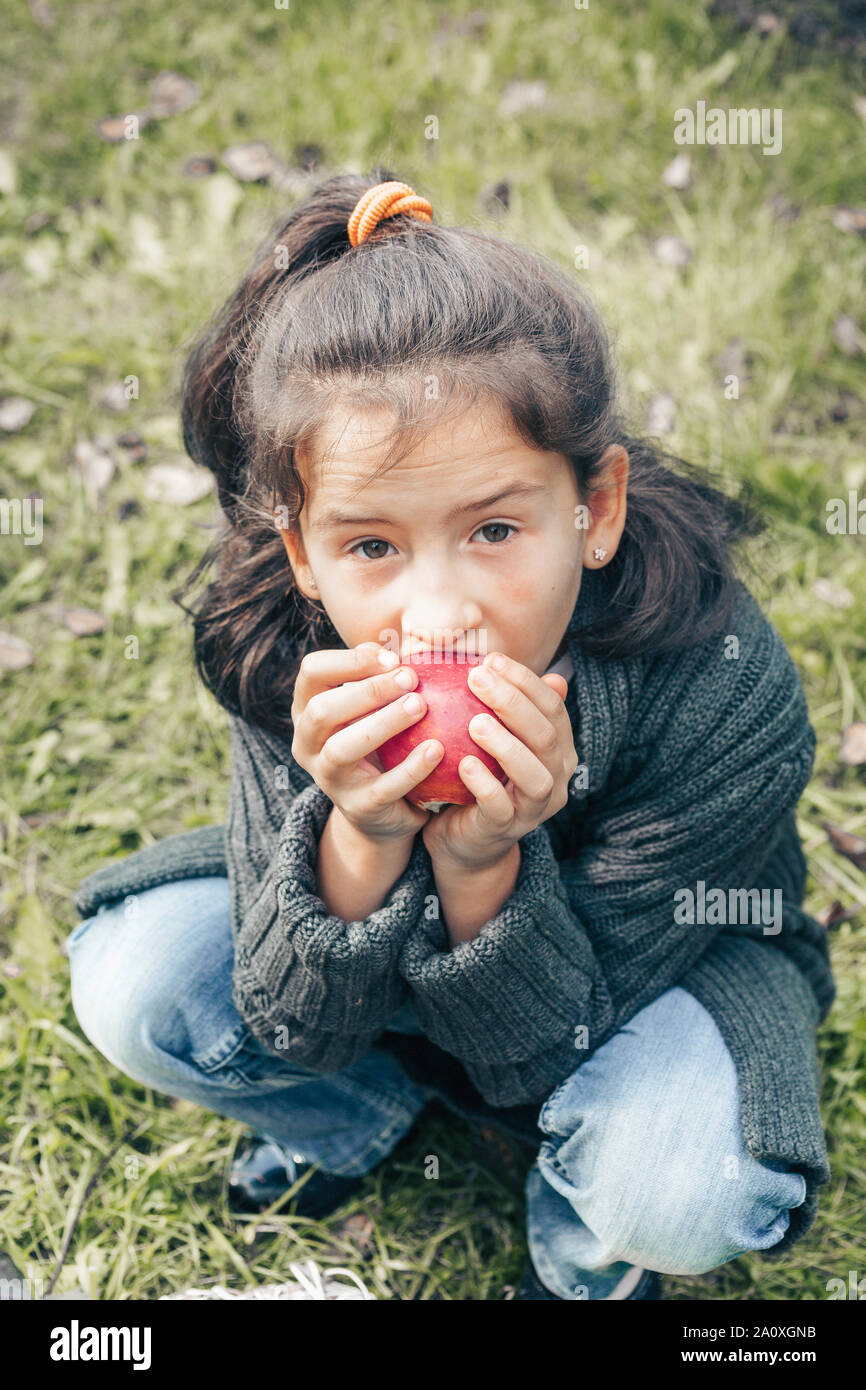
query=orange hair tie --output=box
[347,180,433,247]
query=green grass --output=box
[1,0,864,1300]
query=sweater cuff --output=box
[398,825,604,1078]
[74,823,227,918]
[232,783,435,1042]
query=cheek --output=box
[492,559,552,609]
[498,575,537,607]
[490,546,579,624]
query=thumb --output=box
[541,673,568,702]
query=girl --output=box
[68,171,835,1301]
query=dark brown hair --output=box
[173,164,767,739]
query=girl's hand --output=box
[421,653,577,871]
[291,642,444,843]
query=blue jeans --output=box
[66,875,807,1298]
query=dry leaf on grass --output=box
[476,1123,522,1175]
[815,900,861,930]
[115,431,147,463]
[652,235,692,269]
[142,463,214,506]
[662,153,691,190]
[0,397,35,431]
[832,314,863,358]
[0,633,35,670]
[96,112,151,143]
[811,578,854,608]
[840,723,866,766]
[832,206,866,235]
[63,608,107,637]
[98,382,133,414]
[223,142,280,182]
[823,822,866,870]
[148,71,201,118]
[646,392,677,435]
[332,1212,375,1255]
[499,80,549,117]
[73,439,115,501]
[184,156,217,178]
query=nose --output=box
[399,580,484,657]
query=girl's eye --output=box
[350,538,396,560]
[473,522,516,544]
[348,524,516,560]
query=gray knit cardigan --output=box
[73,569,836,1254]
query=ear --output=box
[583,444,629,568]
[276,517,319,601]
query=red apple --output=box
[377,654,509,812]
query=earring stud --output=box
[593,547,607,561]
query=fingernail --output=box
[471,666,492,687]
[378,650,399,668]
[393,667,414,689]
[472,713,496,732]
[403,694,422,713]
[487,653,506,671]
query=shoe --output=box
[514,1258,662,1300]
[228,1136,364,1219]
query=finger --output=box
[470,652,570,722]
[301,664,420,752]
[541,672,568,702]
[467,659,564,768]
[456,757,516,828]
[466,715,555,803]
[320,688,432,774]
[348,740,445,816]
[293,642,399,707]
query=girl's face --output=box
[279,399,627,673]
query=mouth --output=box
[400,637,489,662]
[400,646,486,663]
[400,653,483,669]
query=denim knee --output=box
[67,876,236,1082]
[558,1130,808,1275]
[533,986,809,1276]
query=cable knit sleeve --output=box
[225,715,435,1074]
[397,600,818,1107]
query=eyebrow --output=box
[311,482,549,532]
